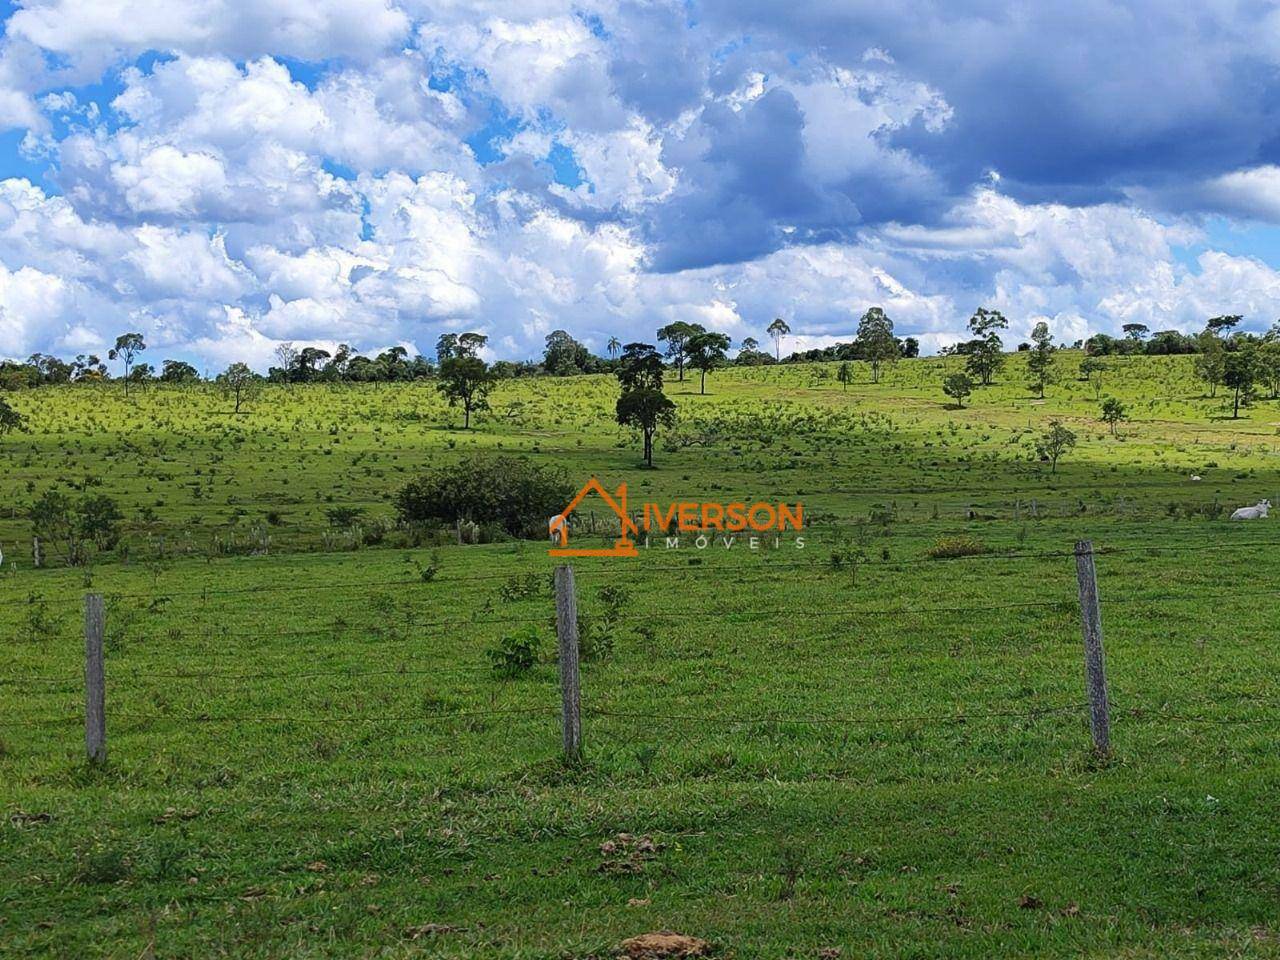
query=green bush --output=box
[394,455,573,538]
[925,536,991,559]
[487,627,542,677]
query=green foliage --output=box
[836,361,853,390]
[685,330,731,394]
[29,489,123,565]
[1035,420,1077,473]
[1025,321,1055,398]
[616,343,676,467]
[437,355,495,428]
[942,372,973,407]
[855,307,897,383]
[0,396,25,436]
[393,456,572,537]
[497,571,550,602]
[486,626,542,677]
[216,362,262,413]
[1100,396,1126,435]
[925,536,991,559]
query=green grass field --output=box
[5,351,1280,958]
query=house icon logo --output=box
[550,476,640,557]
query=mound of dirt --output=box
[618,931,710,958]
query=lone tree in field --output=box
[0,396,26,437]
[108,332,146,397]
[855,307,897,383]
[1079,356,1107,399]
[963,307,1008,386]
[1122,322,1149,342]
[615,342,676,467]
[686,330,730,394]
[767,317,790,361]
[217,362,262,414]
[942,372,973,408]
[1025,321,1054,398]
[1035,420,1076,474]
[438,354,495,429]
[657,321,702,381]
[1194,330,1226,397]
[836,361,853,391]
[1223,346,1257,419]
[1100,396,1126,436]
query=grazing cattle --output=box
[549,514,569,543]
[1230,500,1270,521]
[1189,475,1202,482]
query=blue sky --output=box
[1,0,1280,371]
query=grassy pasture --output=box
[4,351,1280,957]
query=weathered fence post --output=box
[32,536,42,568]
[1073,540,1111,755]
[84,594,106,765]
[554,564,582,761]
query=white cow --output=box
[1189,475,1202,482]
[549,514,569,543]
[1230,500,1270,521]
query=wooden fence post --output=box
[554,564,582,761]
[32,536,42,568]
[84,594,106,765]
[1073,541,1111,755]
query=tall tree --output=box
[963,307,1008,386]
[1193,330,1226,397]
[854,307,896,383]
[615,342,676,467]
[543,329,592,376]
[1079,356,1107,399]
[108,332,146,397]
[1025,321,1055,398]
[216,362,262,414]
[1035,420,1076,474]
[1100,396,1126,436]
[657,321,703,381]
[766,318,791,361]
[942,372,973,408]
[1223,346,1257,419]
[836,361,853,391]
[437,355,495,429]
[1122,322,1150,342]
[1257,340,1280,398]
[274,342,298,384]
[607,336,621,360]
[685,331,730,395]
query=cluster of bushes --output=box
[393,455,573,539]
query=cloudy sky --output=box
[2,0,1280,370]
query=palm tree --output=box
[767,318,790,361]
[607,336,621,360]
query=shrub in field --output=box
[393,455,573,538]
[487,626,542,677]
[29,489,123,565]
[498,571,550,602]
[925,536,991,559]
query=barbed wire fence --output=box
[3,538,1278,766]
